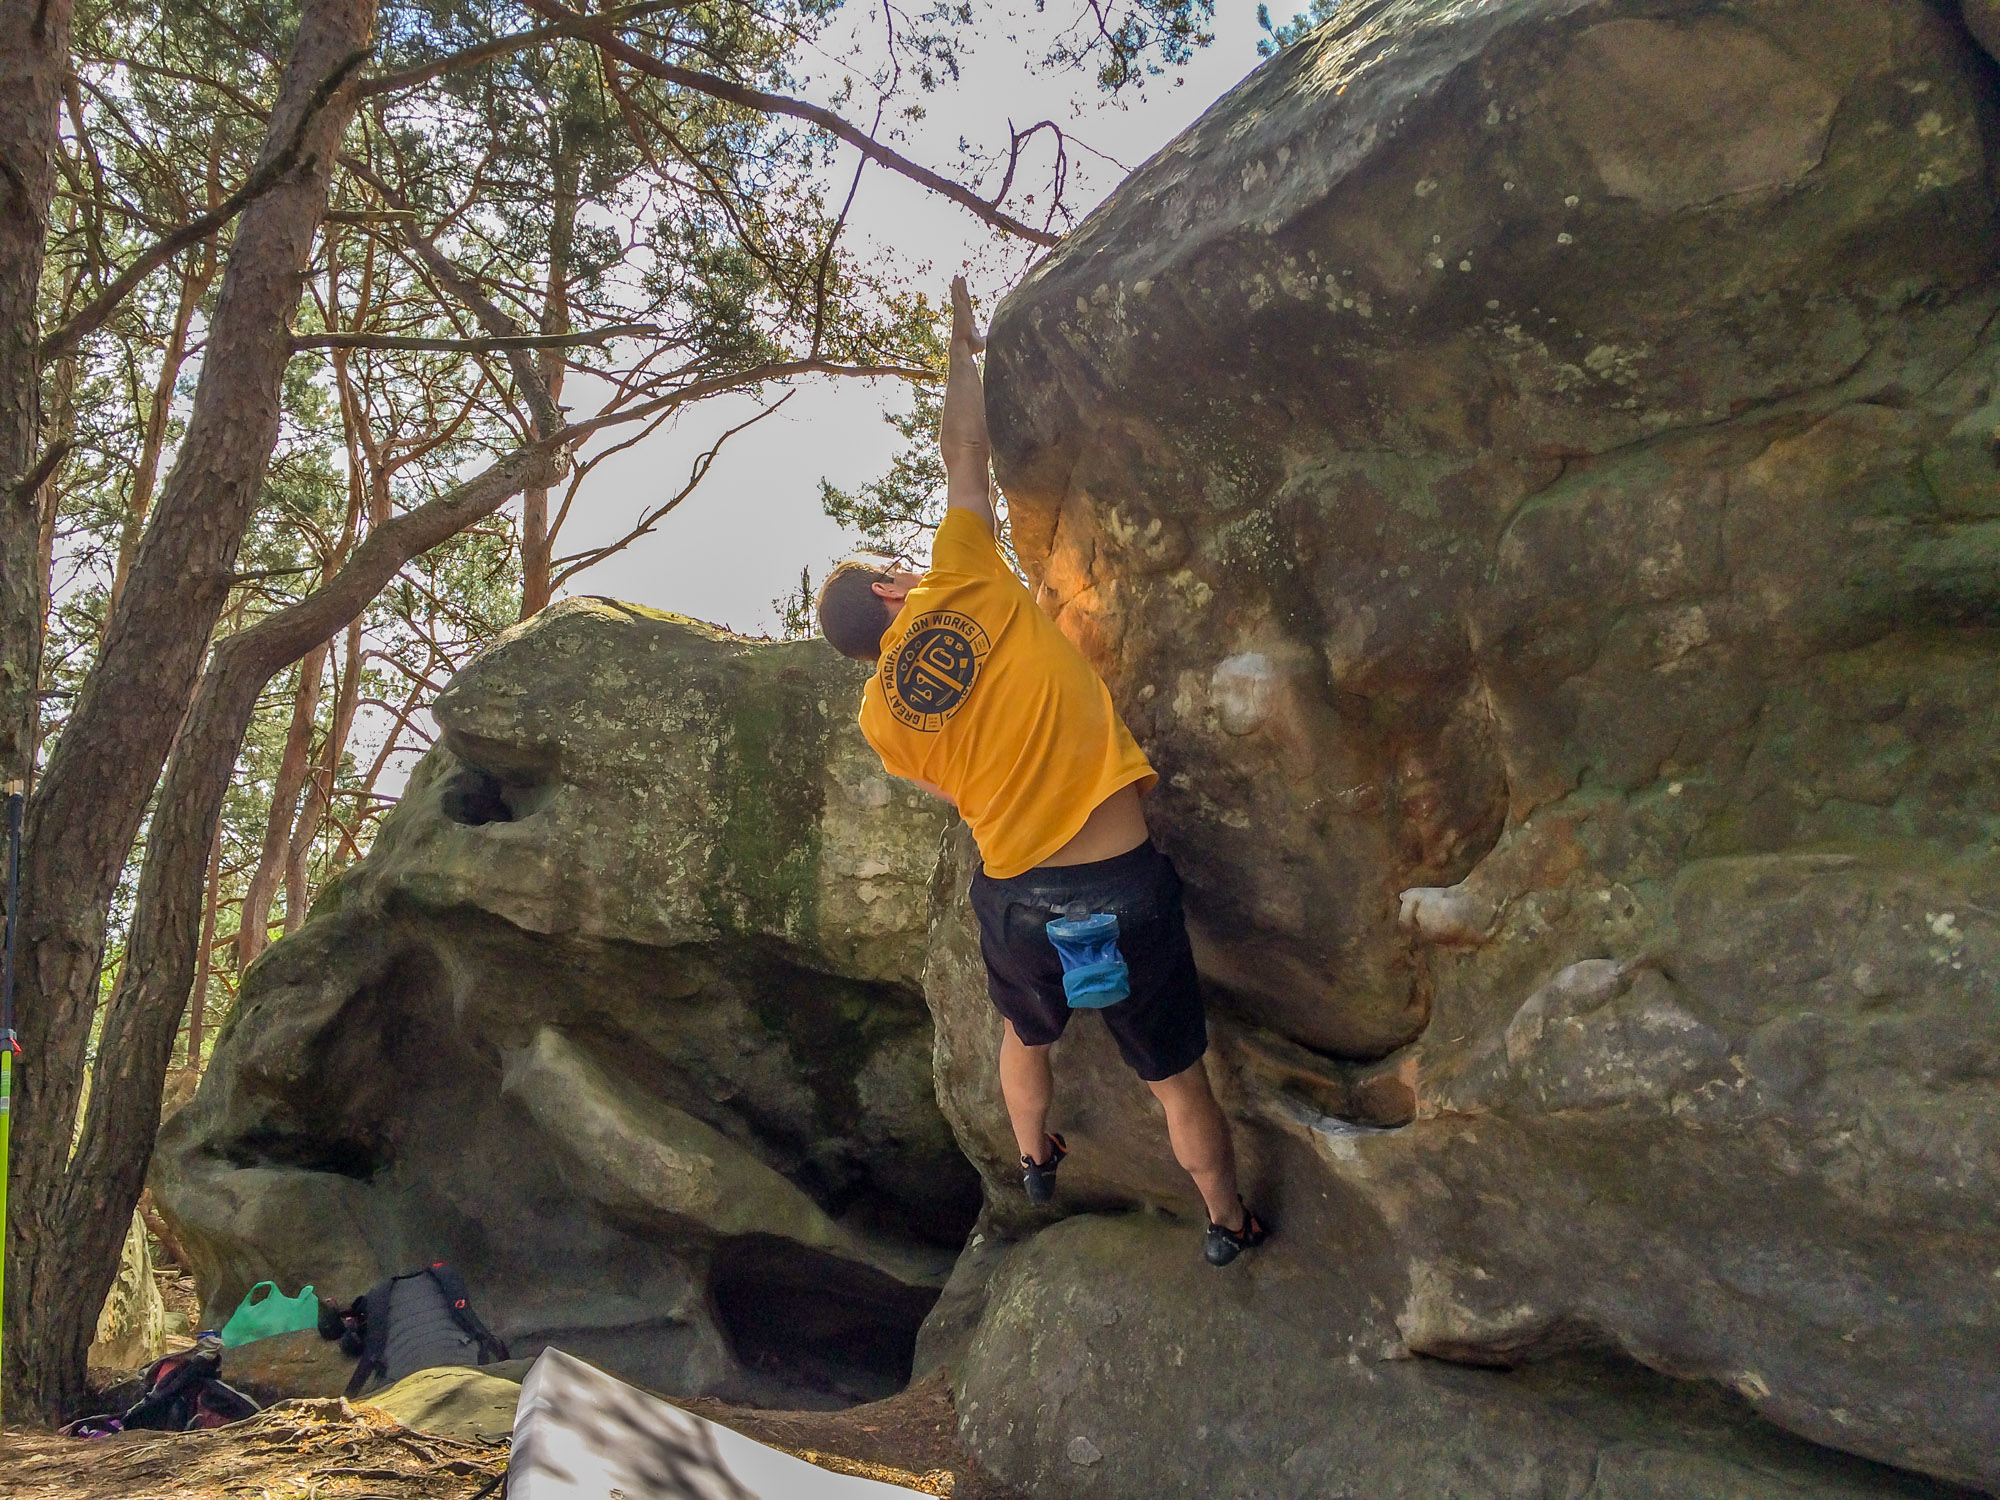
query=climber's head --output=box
[816,557,922,661]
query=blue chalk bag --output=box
[1045,910,1130,1009]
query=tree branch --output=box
[291,322,661,352]
[217,445,565,674]
[558,356,935,449]
[359,1,688,96]
[519,0,1062,247]
[341,155,566,436]
[38,47,372,359]
[225,563,319,585]
[552,395,789,587]
[12,439,73,502]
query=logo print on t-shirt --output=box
[885,611,991,732]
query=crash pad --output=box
[369,1364,522,1442]
[509,1347,924,1498]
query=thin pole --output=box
[1,781,23,1426]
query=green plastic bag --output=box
[218,1280,320,1347]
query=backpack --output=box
[337,1261,509,1398]
[61,1337,262,1434]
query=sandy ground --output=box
[0,1372,1021,1499]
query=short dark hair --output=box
[817,559,896,661]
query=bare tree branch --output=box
[552,394,790,586]
[519,0,1062,247]
[292,322,661,352]
[359,0,688,96]
[993,118,1069,229]
[558,356,935,449]
[341,154,566,436]
[12,438,72,501]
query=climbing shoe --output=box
[1021,1133,1068,1205]
[1203,1201,1270,1267]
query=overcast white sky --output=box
[541,2,1276,636]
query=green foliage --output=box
[773,566,817,640]
[35,0,1144,1072]
[1256,0,1345,55]
[906,0,1216,94]
[819,385,949,561]
[818,379,1020,571]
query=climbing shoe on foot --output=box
[1204,1201,1270,1267]
[1021,1133,1068,1205]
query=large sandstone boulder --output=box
[1965,1,2000,65]
[155,602,977,1405]
[958,1215,1963,1500]
[974,0,2000,1491]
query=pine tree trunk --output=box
[66,448,556,1425]
[284,621,360,932]
[2,0,378,1420]
[186,824,223,1068]
[34,345,76,662]
[235,643,328,970]
[518,135,576,619]
[521,485,553,616]
[0,0,74,795]
[105,261,213,629]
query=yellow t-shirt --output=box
[858,508,1156,879]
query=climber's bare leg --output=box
[999,1019,1057,1161]
[1149,1060,1244,1230]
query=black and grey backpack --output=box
[333,1260,509,1397]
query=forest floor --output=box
[0,1371,1022,1499]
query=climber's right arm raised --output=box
[941,276,995,533]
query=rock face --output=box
[158,3,2000,1489]
[155,602,977,1405]
[1965,1,2000,65]
[88,1211,168,1372]
[957,1215,1963,1500]
[977,0,2000,1493]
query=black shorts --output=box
[969,841,1208,1083]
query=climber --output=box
[816,279,1269,1268]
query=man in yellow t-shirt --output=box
[815,281,1269,1267]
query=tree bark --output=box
[2,0,378,1420]
[137,1194,191,1273]
[34,345,76,651]
[0,0,75,795]
[106,259,215,629]
[67,444,559,1414]
[235,643,328,971]
[186,821,223,1069]
[518,134,577,620]
[284,620,360,931]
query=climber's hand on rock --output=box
[951,276,987,355]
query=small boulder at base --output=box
[222,1329,359,1405]
[367,1366,522,1443]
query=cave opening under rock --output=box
[707,1235,945,1406]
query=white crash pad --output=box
[508,1346,924,1499]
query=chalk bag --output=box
[1045,911,1130,1009]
